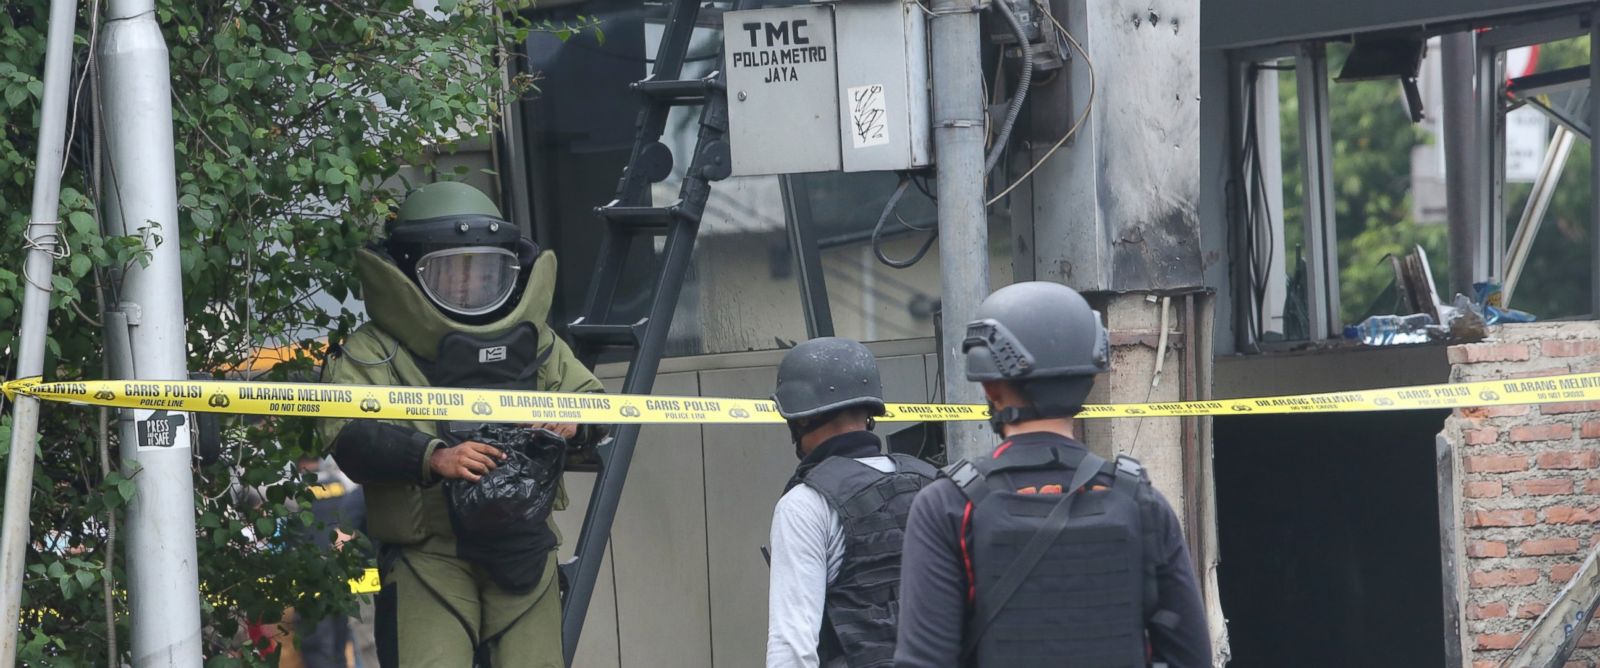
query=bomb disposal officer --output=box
[319,182,604,667]
[766,338,937,668]
[894,282,1212,667]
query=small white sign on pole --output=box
[1505,106,1549,184]
[1504,45,1546,184]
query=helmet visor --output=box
[414,246,521,316]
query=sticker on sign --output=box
[847,84,889,149]
[134,409,191,451]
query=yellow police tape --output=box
[349,568,381,594]
[2,372,1599,423]
[7,372,1598,597]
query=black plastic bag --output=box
[446,424,567,536]
[444,425,565,594]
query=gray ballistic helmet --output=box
[963,281,1109,422]
[772,337,887,420]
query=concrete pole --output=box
[0,0,78,663]
[99,0,204,663]
[1441,32,1478,298]
[930,0,991,462]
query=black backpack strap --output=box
[889,453,939,481]
[961,452,1108,660]
[941,458,993,508]
[1113,454,1169,625]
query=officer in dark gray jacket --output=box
[894,282,1212,667]
[765,338,936,668]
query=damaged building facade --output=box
[1200,0,1600,665]
[381,0,1600,665]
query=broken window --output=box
[1228,27,1600,350]
[1502,35,1594,319]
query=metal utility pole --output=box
[99,0,205,663]
[0,0,77,662]
[930,0,991,462]
[1440,31,1478,298]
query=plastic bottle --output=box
[1343,313,1436,346]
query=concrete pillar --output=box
[1081,294,1187,516]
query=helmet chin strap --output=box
[988,403,1079,434]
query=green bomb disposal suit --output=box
[320,184,603,667]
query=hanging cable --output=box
[985,0,1033,175]
[871,175,937,269]
[987,4,1093,205]
[1238,62,1293,344]
[911,172,938,201]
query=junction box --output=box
[723,0,932,176]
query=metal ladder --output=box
[558,0,736,661]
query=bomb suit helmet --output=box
[383,182,539,321]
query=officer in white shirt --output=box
[764,338,936,668]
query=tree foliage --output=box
[0,1,581,663]
[1276,45,1447,327]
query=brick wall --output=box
[1443,323,1600,667]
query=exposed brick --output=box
[1538,450,1597,469]
[1522,537,1583,556]
[1468,540,1509,558]
[1519,601,1548,619]
[1476,633,1523,650]
[1584,421,1600,439]
[1465,481,1503,498]
[1512,478,1576,496]
[1513,423,1575,443]
[1543,340,1600,358]
[1581,631,1600,649]
[1463,428,1500,445]
[1587,479,1600,495]
[1471,568,1540,587]
[1450,343,1532,364]
[1544,401,1600,415]
[1468,601,1510,619]
[1466,454,1530,473]
[1474,662,1500,668]
[1471,509,1537,527]
[1563,662,1591,668]
[1547,506,1600,525]
[1553,563,1583,583]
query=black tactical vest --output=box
[947,441,1162,668]
[800,453,938,668]
[412,321,552,436]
